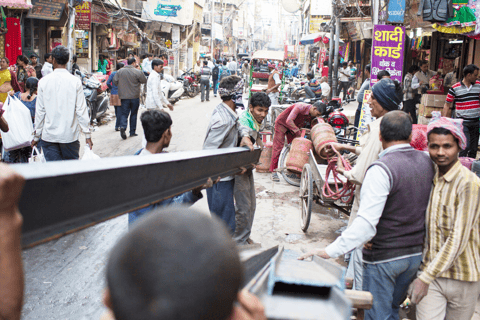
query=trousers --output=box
[200,78,210,101]
[403,99,417,124]
[338,81,350,100]
[40,140,80,161]
[206,180,236,233]
[270,125,296,172]
[120,98,140,135]
[212,78,219,95]
[459,119,479,158]
[233,170,256,244]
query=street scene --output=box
[1,0,480,319]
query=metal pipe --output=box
[66,0,75,72]
[328,17,335,98]
[332,14,341,97]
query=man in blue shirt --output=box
[291,61,299,78]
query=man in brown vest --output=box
[412,61,437,95]
[266,64,281,105]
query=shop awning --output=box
[299,32,344,45]
[1,0,31,8]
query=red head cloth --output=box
[427,111,467,150]
[410,124,428,151]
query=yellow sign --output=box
[357,90,372,141]
[309,17,329,33]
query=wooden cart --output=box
[299,151,353,232]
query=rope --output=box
[321,145,355,204]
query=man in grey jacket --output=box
[199,60,211,102]
[203,75,254,233]
[113,58,147,139]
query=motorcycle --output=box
[178,69,199,98]
[77,71,109,124]
[161,74,184,105]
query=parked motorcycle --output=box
[77,71,109,124]
[161,74,184,105]
[178,69,199,98]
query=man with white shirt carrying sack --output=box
[146,59,173,111]
[32,45,92,161]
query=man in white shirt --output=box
[32,45,92,161]
[320,76,331,99]
[141,53,153,75]
[146,59,173,111]
[338,62,351,101]
[228,58,238,75]
[41,53,53,78]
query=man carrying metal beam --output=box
[204,75,254,234]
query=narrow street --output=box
[20,94,351,319]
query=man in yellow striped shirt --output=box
[410,114,480,320]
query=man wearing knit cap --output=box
[325,78,403,291]
[410,112,480,320]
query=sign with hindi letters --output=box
[370,25,405,87]
[75,1,91,30]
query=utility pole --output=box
[332,12,341,97]
[220,0,224,57]
[328,16,334,94]
[211,0,214,59]
[66,0,75,72]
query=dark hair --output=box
[342,62,348,68]
[219,75,241,101]
[408,65,420,74]
[377,70,390,80]
[99,55,105,60]
[25,77,39,99]
[51,46,69,65]
[222,60,227,66]
[127,58,136,65]
[427,127,460,146]
[294,62,298,66]
[29,54,38,59]
[151,59,164,68]
[313,101,327,115]
[307,72,314,80]
[44,53,52,61]
[140,110,172,143]
[147,53,153,57]
[16,55,29,65]
[249,92,271,109]
[203,60,208,66]
[380,111,412,142]
[463,64,479,77]
[106,208,242,320]
[365,64,371,73]
[323,60,328,66]
[71,54,77,63]
[420,61,428,67]
[117,62,124,70]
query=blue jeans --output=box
[114,106,121,129]
[120,98,140,135]
[363,254,422,320]
[213,78,219,95]
[39,140,80,161]
[206,180,235,233]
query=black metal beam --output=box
[11,147,261,248]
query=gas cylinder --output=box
[311,123,337,159]
[285,137,313,173]
[256,141,273,173]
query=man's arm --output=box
[284,104,305,134]
[138,70,147,84]
[299,165,390,259]
[411,75,422,89]
[443,102,453,117]
[75,80,93,147]
[149,76,164,108]
[203,118,229,150]
[419,183,480,285]
[0,164,25,320]
[33,82,46,143]
[106,73,114,90]
[113,71,119,87]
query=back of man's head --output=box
[203,60,208,66]
[51,46,69,65]
[127,58,136,65]
[380,111,412,143]
[151,59,164,69]
[106,208,242,320]
[140,110,172,143]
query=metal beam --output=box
[12,147,261,248]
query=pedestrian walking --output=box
[141,53,153,75]
[0,58,13,103]
[228,58,237,75]
[203,76,254,233]
[113,57,147,140]
[403,65,420,124]
[218,60,231,83]
[97,55,108,75]
[29,54,42,79]
[234,92,271,244]
[145,59,172,111]
[411,113,480,320]
[354,64,371,128]
[32,45,92,161]
[107,62,124,131]
[211,61,220,97]
[41,53,53,78]
[338,62,350,102]
[300,111,435,320]
[442,64,480,158]
[266,64,281,105]
[199,60,211,102]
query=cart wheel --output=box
[279,145,301,187]
[299,163,313,232]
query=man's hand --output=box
[231,290,266,320]
[86,138,93,149]
[240,136,254,151]
[324,142,343,157]
[167,104,174,111]
[31,139,38,148]
[409,278,429,305]
[0,164,25,216]
[297,248,330,260]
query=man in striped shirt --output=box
[442,64,480,158]
[410,114,480,320]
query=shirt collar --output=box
[437,160,463,183]
[221,102,238,119]
[379,143,411,158]
[53,68,69,73]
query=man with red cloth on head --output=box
[270,102,323,182]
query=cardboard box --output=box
[418,104,425,116]
[421,94,447,108]
[424,106,443,118]
[418,115,431,125]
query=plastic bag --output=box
[29,146,46,163]
[1,96,34,151]
[82,145,100,160]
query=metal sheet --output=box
[12,148,261,248]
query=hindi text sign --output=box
[75,2,91,30]
[370,25,405,87]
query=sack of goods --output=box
[1,96,34,151]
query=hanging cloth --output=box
[4,17,22,67]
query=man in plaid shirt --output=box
[403,65,420,124]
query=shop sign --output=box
[92,4,112,24]
[370,25,405,87]
[75,1,91,30]
[318,48,326,72]
[387,0,405,23]
[27,0,65,21]
[193,3,202,22]
[357,90,373,141]
[309,16,328,33]
[310,0,331,16]
[142,0,194,26]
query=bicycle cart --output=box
[299,151,353,232]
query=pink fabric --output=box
[459,157,475,170]
[411,124,428,151]
[427,111,467,150]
